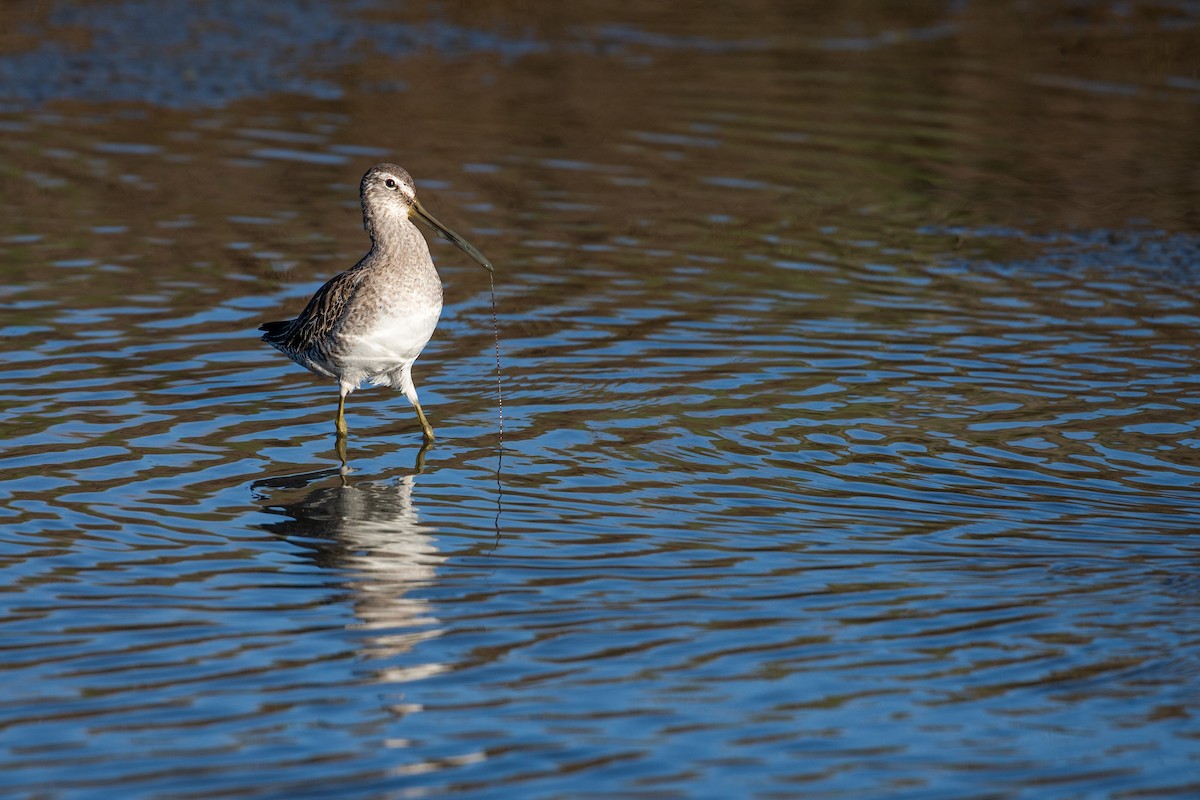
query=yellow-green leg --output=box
[336,388,349,436]
[413,400,435,443]
[334,388,351,470]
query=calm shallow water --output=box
[3,2,1200,797]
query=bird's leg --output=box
[400,368,434,443]
[413,400,435,443]
[334,386,351,470]
[336,385,350,436]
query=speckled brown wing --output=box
[260,266,367,378]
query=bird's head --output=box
[361,163,492,272]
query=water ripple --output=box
[3,3,1200,797]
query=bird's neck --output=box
[365,204,411,248]
[366,218,434,271]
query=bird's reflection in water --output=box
[253,455,445,685]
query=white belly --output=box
[339,307,440,388]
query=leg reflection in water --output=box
[252,464,445,683]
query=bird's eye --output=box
[385,178,397,189]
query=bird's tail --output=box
[259,320,290,343]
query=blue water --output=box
[2,2,1200,798]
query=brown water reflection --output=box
[1,2,1196,257]
[2,2,1200,798]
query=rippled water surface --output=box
[3,2,1200,797]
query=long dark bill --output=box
[412,200,493,272]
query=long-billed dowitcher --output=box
[260,163,492,443]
